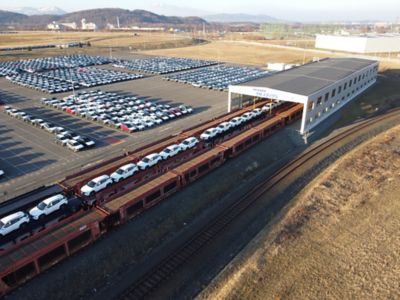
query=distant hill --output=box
[204,13,279,23]
[0,10,28,24]
[7,6,66,16]
[0,8,207,29]
[59,8,207,27]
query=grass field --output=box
[199,124,400,300]
[0,31,190,48]
[144,40,318,66]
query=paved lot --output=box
[0,69,228,201]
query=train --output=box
[0,103,303,296]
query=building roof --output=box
[238,58,377,96]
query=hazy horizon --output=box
[1,0,399,22]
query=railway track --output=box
[117,108,400,300]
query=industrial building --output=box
[315,34,400,53]
[228,58,379,134]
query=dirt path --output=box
[199,124,400,300]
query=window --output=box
[308,101,314,111]
[338,86,342,94]
[331,89,336,98]
[349,80,352,87]
[317,96,322,106]
[344,82,347,90]
[308,117,313,123]
[324,92,329,102]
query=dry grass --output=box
[0,31,189,48]
[143,40,317,66]
[198,125,400,300]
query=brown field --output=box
[198,124,400,300]
[0,31,190,48]
[143,40,318,66]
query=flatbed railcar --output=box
[60,100,270,193]
[80,144,209,207]
[0,103,304,296]
[0,210,106,292]
[0,185,64,219]
[276,103,303,124]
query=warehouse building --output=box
[228,58,379,134]
[315,34,400,53]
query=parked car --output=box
[241,112,255,122]
[216,122,232,133]
[110,163,139,182]
[252,108,263,117]
[29,194,68,220]
[137,153,162,170]
[200,128,219,141]
[159,144,182,160]
[76,137,95,148]
[0,212,30,236]
[67,139,84,152]
[179,137,199,150]
[80,175,113,196]
[55,133,71,146]
[42,122,57,133]
[229,117,244,128]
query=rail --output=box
[117,108,400,300]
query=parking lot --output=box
[0,68,228,201]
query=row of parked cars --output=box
[80,136,199,196]
[4,106,96,152]
[199,107,265,140]
[6,67,142,94]
[113,56,218,74]
[79,102,279,197]
[0,54,112,76]
[6,73,79,94]
[0,194,70,236]
[0,66,18,77]
[41,90,194,133]
[40,67,143,88]
[164,65,269,91]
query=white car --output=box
[67,140,84,152]
[0,211,30,236]
[200,128,219,141]
[159,144,182,160]
[216,122,232,133]
[262,102,279,112]
[241,112,255,121]
[29,194,68,220]
[179,137,199,150]
[111,163,139,182]
[229,117,244,128]
[81,175,113,196]
[137,153,162,170]
[252,108,263,117]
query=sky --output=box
[1,0,399,22]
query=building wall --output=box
[302,62,379,133]
[315,34,400,53]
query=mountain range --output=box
[0,8,207,29]
[5,6,66,16]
